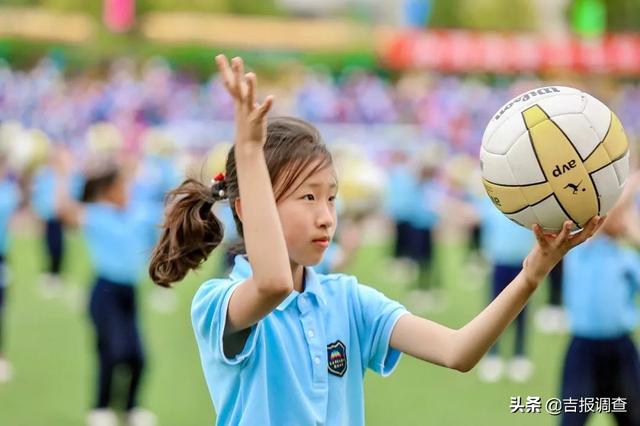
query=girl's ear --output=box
[234,198,243,222]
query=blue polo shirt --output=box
[31,167,84,220]
[476,197,534,266]
[563,235,640,338]
[83,201,161,285]
[192,256,408,425]
[409,179,443,230]
[384,165,417,222]
[0,178,19,257]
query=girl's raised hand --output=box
[523,216,603,287]
[215,55,273,150]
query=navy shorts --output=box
[561,334,640,426]
[89,277,143,362]
[393,220,413,259]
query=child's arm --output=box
[621,172,640,247]
[216,55,294,335]
[390,217,602,372]
[53,149,84,227]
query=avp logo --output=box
[552,159,577,177]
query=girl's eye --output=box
[303,194,315,201]
[328,196,336,202]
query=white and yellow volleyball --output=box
[480,86,629,232]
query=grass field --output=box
[0,228,621,426]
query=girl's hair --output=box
[81,164,121,202]
[149,117,333,287]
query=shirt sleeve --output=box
[0,182,19,222]
[191,279,262,367]
[354,283,409,377]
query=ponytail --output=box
[149,179,225,287]
[149,117,333,287]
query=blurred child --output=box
[560,172,640,426]
[407,163,445,311]
[148,55,602,425]
[132,138,182,314]
[0,157,19,383]
[384,150,418,281]
[55,154,158,426]
[31,156,83,296]
[534,260,569,334]
[475,197,536,383]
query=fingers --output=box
[552,220,572,249]
[215,55,235,93]
[532,224,549,250]
[231,57,245,99]
[245,72,256,110]
[216,55,247,100]
[568,216,602,248]
[255,95,274,120]
[216,54,273,121]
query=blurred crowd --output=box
[2,57,640,159]
[1,56,640,426]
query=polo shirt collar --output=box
[229,255,327,311]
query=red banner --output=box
[383,30,640,75]
[104,0,135,33]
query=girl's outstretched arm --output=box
[216,55,294,335]
[390,216,602,372]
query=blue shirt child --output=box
[82,201,161,285]
[191,255,408,425]
[563,235,640,338]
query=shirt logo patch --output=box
[327,340,347,377]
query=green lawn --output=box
[0,232,619,426]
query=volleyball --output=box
[480,86,629,232]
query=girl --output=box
[149,55,602,425]
[31,157,82,297]
[55,153,158,426]
[474,196,535,383]
[560,172,640,426]
[0,156,19,383]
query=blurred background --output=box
[0,0,639,425]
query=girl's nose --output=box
[316,203,335,229]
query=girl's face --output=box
[276,161,338,268]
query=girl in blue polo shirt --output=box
[31,160,83,296]
[560,173,640,426]
[54,154,159,426]
[475,197,535,383]
[0,158,19,383]
[148,55,603,425]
